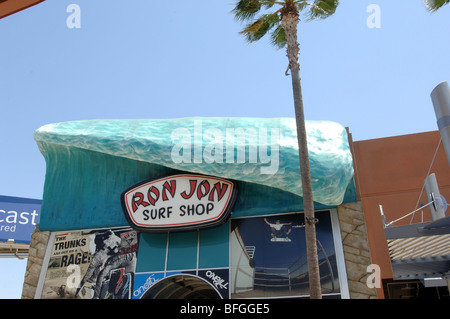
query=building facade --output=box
[352,130,450,299]
[22,118,377,299]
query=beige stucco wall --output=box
[21,226,50,299]
[337,201,378,299]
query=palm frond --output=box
[261,0,277,9]
[307,0,339,20]
[296,1,309,13]
[240,12,281,43]
[232,0,263,22]
[270,24,287,49]
[233,0,340,49]
[424,0,450,11]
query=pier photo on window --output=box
[230,211,340,298]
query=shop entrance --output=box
[141,274,221,299]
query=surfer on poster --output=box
[264,218,292,242]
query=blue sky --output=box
[1,0,449,298]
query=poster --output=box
[40,227,138,299]
[230,211,340,298]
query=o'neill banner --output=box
[0,195,41,244]
[121,174,237,232]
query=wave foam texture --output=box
[34,117,354,206]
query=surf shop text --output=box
[130,179,229,220]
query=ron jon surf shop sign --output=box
[121,174,237,232]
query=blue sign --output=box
[0,195,41,244]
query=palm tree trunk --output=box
[281,1,322,299]
[290,66,322,299]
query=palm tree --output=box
[424,0,450,11]
[232,0,339,299]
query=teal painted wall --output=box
[38,144,355,231]
[136,222,230,272]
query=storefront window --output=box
[230,210,342,298]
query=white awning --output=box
[385,216,450,281]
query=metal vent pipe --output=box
[431,81,450,167]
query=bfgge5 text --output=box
[224,303,269,314]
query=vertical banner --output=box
[40,227,138,299]
[0,195,41,244]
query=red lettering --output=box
[197,180,210,200]
[162,180,176,201]
[181,180,197,199]
[120,243,138,255]
[208,182,229,201]
[132,192,149,212]
[147,186,160,205]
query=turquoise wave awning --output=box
[34,118,355,230]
